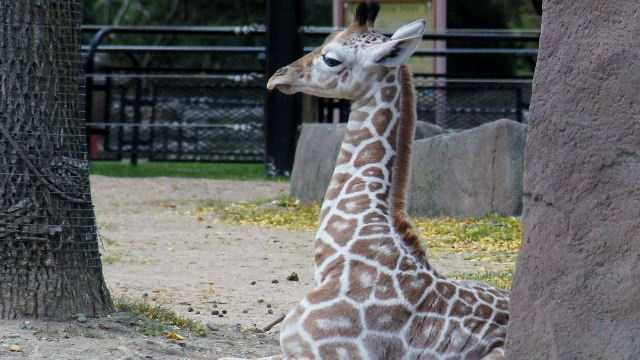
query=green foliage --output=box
[89,161,284,181]
[114,297,208,337]
[198,198,522,264]
[452,269,513,290]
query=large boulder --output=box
[506,1,640,359]
[290,123,346,203]
[290,121,445,203]
[408,119,527,218]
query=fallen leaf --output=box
[166,332,184,341]
[9,345,22,352]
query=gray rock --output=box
[290,121,444,203]
[414,121,446,140]
[409,119,527,218]
[506,1,640,359]
[290,123,347,203]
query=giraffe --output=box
[222,2,509,359]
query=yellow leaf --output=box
[8,345,22,352]
[166,331,184,341]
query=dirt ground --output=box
[0,176,501,359]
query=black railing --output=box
[81,25,539,165]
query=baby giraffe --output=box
[222,2,508,359]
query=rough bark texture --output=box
[0,0,112,319]
[507,1,640,359]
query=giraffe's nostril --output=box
[274,67,289,77]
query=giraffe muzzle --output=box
[267,66,296,94]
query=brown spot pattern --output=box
[474,304,493,319]
[381,86,397,103]
[407,316,445,349]
[350,237,399,270]
[319,342,363,360]
[303,301,362,340]
[399,272,433,305]
[345,177,367,194]
[337,194,371,214]
[325,215,358,246]
[346,260,378,303]
[325,173,350,201]
[365,304,411,332]
[435,282,456,300]
[374,273,397,300]
[371,108,393,134]
[349,110,369,123]
[450,300,473,317]
[314,239,336,266]
[359,224,390,236]
[354,141,386,168]
[362,166,385,179]
[344,128,374,146]
[363,211,387,224]
[336,149,353,165]
[418,292,448,314]
[364,335,406,359]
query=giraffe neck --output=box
[314,65,428,281]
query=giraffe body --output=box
[222,3,509,359]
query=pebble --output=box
[257,299,264,304]
[287,272,300,281]
[266,304,272,309]
[250,281,256,285]
[242,309,249,314]
[187,307,194,313]
[267,309,274,315]
[76,313,88,323]
[222,310,228,315]
[272,280,279,284]
[212,310,219,316]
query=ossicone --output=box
[353,1,380,28]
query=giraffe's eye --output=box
[322,55,342,67]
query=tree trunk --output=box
[0,0,113,319]
[507,0,640,358]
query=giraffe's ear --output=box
[365,19,426,67]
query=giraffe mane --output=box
[392,65,426,259]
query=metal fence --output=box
[82,25,538,165]
[317,79,531,129]
[88,74,265,163]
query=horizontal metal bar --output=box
[81,25,265,35]
[81,44,536,57]
[87,123,263,129]
[81,45,264,54]
[303,26,540,42]
[85,73,264,80]
[81,25,539,42]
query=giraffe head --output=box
[267,2,426,100]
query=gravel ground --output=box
[0,176,502,359]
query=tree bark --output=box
[0,0,112,319]
[507,0,640,358]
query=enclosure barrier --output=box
[81,25,538,168]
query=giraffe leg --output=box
[481,347,505,360]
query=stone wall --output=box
[290,119,528,218]
[409,119,527,218]
[290,121,445,204]
[506,1,640,358]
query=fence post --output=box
[265,0,304,176]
